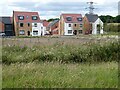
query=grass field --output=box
[1,36,119,88]
[2,62,118,88]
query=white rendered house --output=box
[92,18,103,34]
[84,14,104,35]
[32,22,45,36]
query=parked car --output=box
[0,32,5,36]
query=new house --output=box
[59,14,83,35]
[13,11,44,36]
[83,14,103,34]
[0,17,14,36]
[41,20,49,35]
[32,22,44,36]
[47,20,59,35]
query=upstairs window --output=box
[34,23,37,27]
[28,23,30,27]
[18,16,24,20]
[32,16,38,20]
[5,25,12,30]
[20,23,24,27]
[80,24,83,27]
[66,17,72,21]
[74,24,77,27]
[68,24,71,27]
[55,25,58,28]
[77,17,82,21]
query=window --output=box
[68,24,71,27]
[18,16,24,20]
[80,24,82,27]
[41,27,43,29]
[66,17,72,21]
[77,17,82,21]
[68,30,72,34]
[5,24,12,31]
[74,24,77,27]
[33,31,38,35]
[34,23,37,27]
[32,16,38,20]
[19,30,25,35]
[20,23,24,27]
[55,26,58,28]
[28,23,30,27]
[79,30,82,34]
[26,16,29,19]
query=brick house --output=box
[41,20,49,35]
[47,20,59,35]
[0,17,14,36]
[83,14,103,34]
[59,14,83,35]
[13,11,43,36]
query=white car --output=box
[0,32,5,36]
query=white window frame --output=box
[33,31,38,35]
[68,30,72,34]
[19,30,25,35]
[34,23,37,27]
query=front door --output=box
[97,24,100,34]
[73,30,77,35]
[28,31,30,36]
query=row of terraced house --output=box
[0,11,104,36]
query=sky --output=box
[0,0,119,20]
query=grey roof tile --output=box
[85,14,98,22]
[0,17,12,24]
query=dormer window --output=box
[32,16,38,20]
[66,17,72,21]
[77,17,82,21]
[18,16,24,20]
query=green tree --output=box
[114,15,120,23]
[47,18,59,22]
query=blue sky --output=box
[0,0,119,19]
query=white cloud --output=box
[0,0,119,19]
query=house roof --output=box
[0,17,13,24]
[41,20,49,27]
[13,11,40,23]
[48,20,59,27]
[85,14,99,23]
[61,14,82,23]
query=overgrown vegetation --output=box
[2,40,119,64]
[103,23,120,33]
[2,37,119,88]
[2,62,118,88]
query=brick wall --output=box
[18,22,32,36]
[51,21,59,35]
[83,16,92,34]
[60,16,65,35]
[0,22,4,32]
